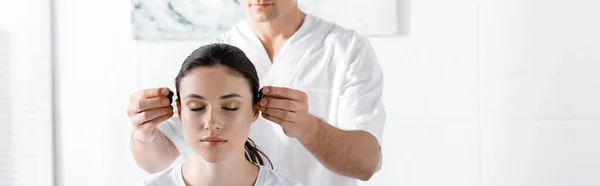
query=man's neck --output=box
[246,9,305,62]
[246,9,306,42]
[183,153,259,186]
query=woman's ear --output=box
[252,104,260,122]
[176,98,182,117]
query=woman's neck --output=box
[182,153,259,186]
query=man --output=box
[127,0,386,185]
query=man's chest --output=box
[245,46,344,92]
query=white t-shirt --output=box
[157,14,386,186]
[138,164,302,186]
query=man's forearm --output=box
[298,118,381,181]
[130,130,180,173]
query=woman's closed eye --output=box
[222,102,241,111]
[190,107,206,111]
[188,106,239,111]
[188,102,206,111]
[222,107,239,111]
[186,101,240,111]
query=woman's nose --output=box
[203,108,222,131]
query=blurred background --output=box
[1,0,599,185]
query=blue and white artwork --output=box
[132,0,397,40]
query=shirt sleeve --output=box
[336,36,386,171]
[155,110,193,160]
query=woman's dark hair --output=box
[174,43,272,168]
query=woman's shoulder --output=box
[256,166,303,186]
[137,165,184,186]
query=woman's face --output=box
[177,66,258,163]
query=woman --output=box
[139,43,301,186]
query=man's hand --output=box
[258,86,381,181]
[127,87,174,142]
[258,86,319,140]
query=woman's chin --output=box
[193,147,226,163]
[202,156,223,163]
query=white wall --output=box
[480,0,600,185]
[0,0,53,185]
[52,0,600,186]
[54,0,142,185]
[364,0,481,185]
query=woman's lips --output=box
[250,3,273,9]
[201,136,227,147]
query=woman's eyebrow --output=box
[186,94,205,100]
[185,94,241,99]
[221,94,241,99]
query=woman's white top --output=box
[138,164,302,186]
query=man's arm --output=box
[130,130,179,173]
[127,88,180,173]
[259,86,384,181]
[259,35,385,180]
[300,118,381,181]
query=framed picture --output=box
[132,0,398,40]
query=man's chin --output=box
[249,13,280,23]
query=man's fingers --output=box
[140,112,173,130]
[139,88,170,99]
[260,107,297,122]
[259,98,305,112]
[128,97,171,114]
[132,106,173,126]
[261,86,307,101]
